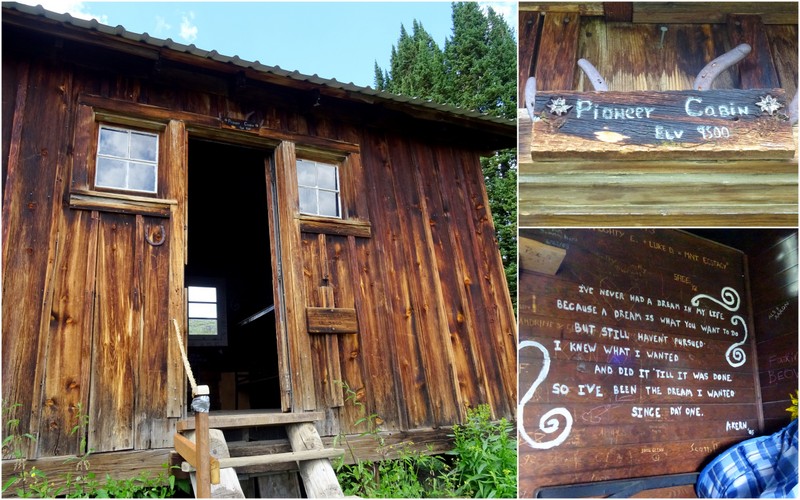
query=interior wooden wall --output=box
[750,232,798,433]
[518,2,799,227]
[1,19,516,460]
[518,229,760,496]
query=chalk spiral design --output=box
[690,287,748,368]
[725,315,748,368]
[690,286,740,311]
[518,340,574,449]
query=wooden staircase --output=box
[175,410,344,498]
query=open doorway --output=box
[186,138,282,411]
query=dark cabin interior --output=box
[186,139,282,412]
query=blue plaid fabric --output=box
[697,419,798,498]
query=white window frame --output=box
[296,158,342,219]
[187,277,228,347]
[95,124,159,194]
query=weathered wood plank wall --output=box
[2,18,516,460]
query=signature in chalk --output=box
[581,404,620,424]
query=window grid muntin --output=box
[95,125,159,194]
[297,159,341,218]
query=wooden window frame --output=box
[294,145,371,238]
[69,102,175,216]
[186,277,228,347]
[88,115,167,199]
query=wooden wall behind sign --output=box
[530,89,795,160]
[518,229,761,496]
[750,232,798,433]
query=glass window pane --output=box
[189,302,217,319]
[299,187,317,214]
[188,286,217,302]
[128,162,157,192]
[189,318,217,336]
[317,163,337,190]
[297,160,317,187]
[130,132,158,162]
[318,190,339,217]
[95,125,158,194]
[98,127,129,157]
[96,158,128,188]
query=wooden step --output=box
[180,448,345,472]
[177,410,324,432]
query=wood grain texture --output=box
[530,90,794,160]
[1,61,68,457]
[518,11,541,105]
[285,423,343,498]
[727,15,781,90]
[535,12,581,90]
[136,215,172,449]
[631,3,798,25]
[766,24,798,98]
[37,208,98,457]
[275,141,317,412]
[164,120,187,419]
[518,229,760,496]
[89,213,139,452]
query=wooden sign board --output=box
[530,89,794,160]
[518,229,760,497]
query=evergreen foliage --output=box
[375,3,518,308]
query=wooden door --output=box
[66,113,187,453]
[88,213,173,451]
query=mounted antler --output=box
[577,59,609,91]
[693,43,752,91]
[525,77,537,122]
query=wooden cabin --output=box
[1,2,517,489]
[518,228,798,497]
[518,2,798,226]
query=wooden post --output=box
[286,422,344,498]
[193,385,211,499]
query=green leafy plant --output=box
[333,383,517,498]
[63,402,93,471]
[2,400,47,497]
[63,466,184,498]
[448,405,517,498]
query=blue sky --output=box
[18,1,517,88]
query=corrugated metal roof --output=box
[3,1,515,131]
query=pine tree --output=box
[374,3,518,309]
[375,21,445,102]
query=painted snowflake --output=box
[546,97,573,116]
[755,95,783,116]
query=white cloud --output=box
[154,15,171,38]
[15,0,107,23]
[179,11,198,42]
[479,1,516,24]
